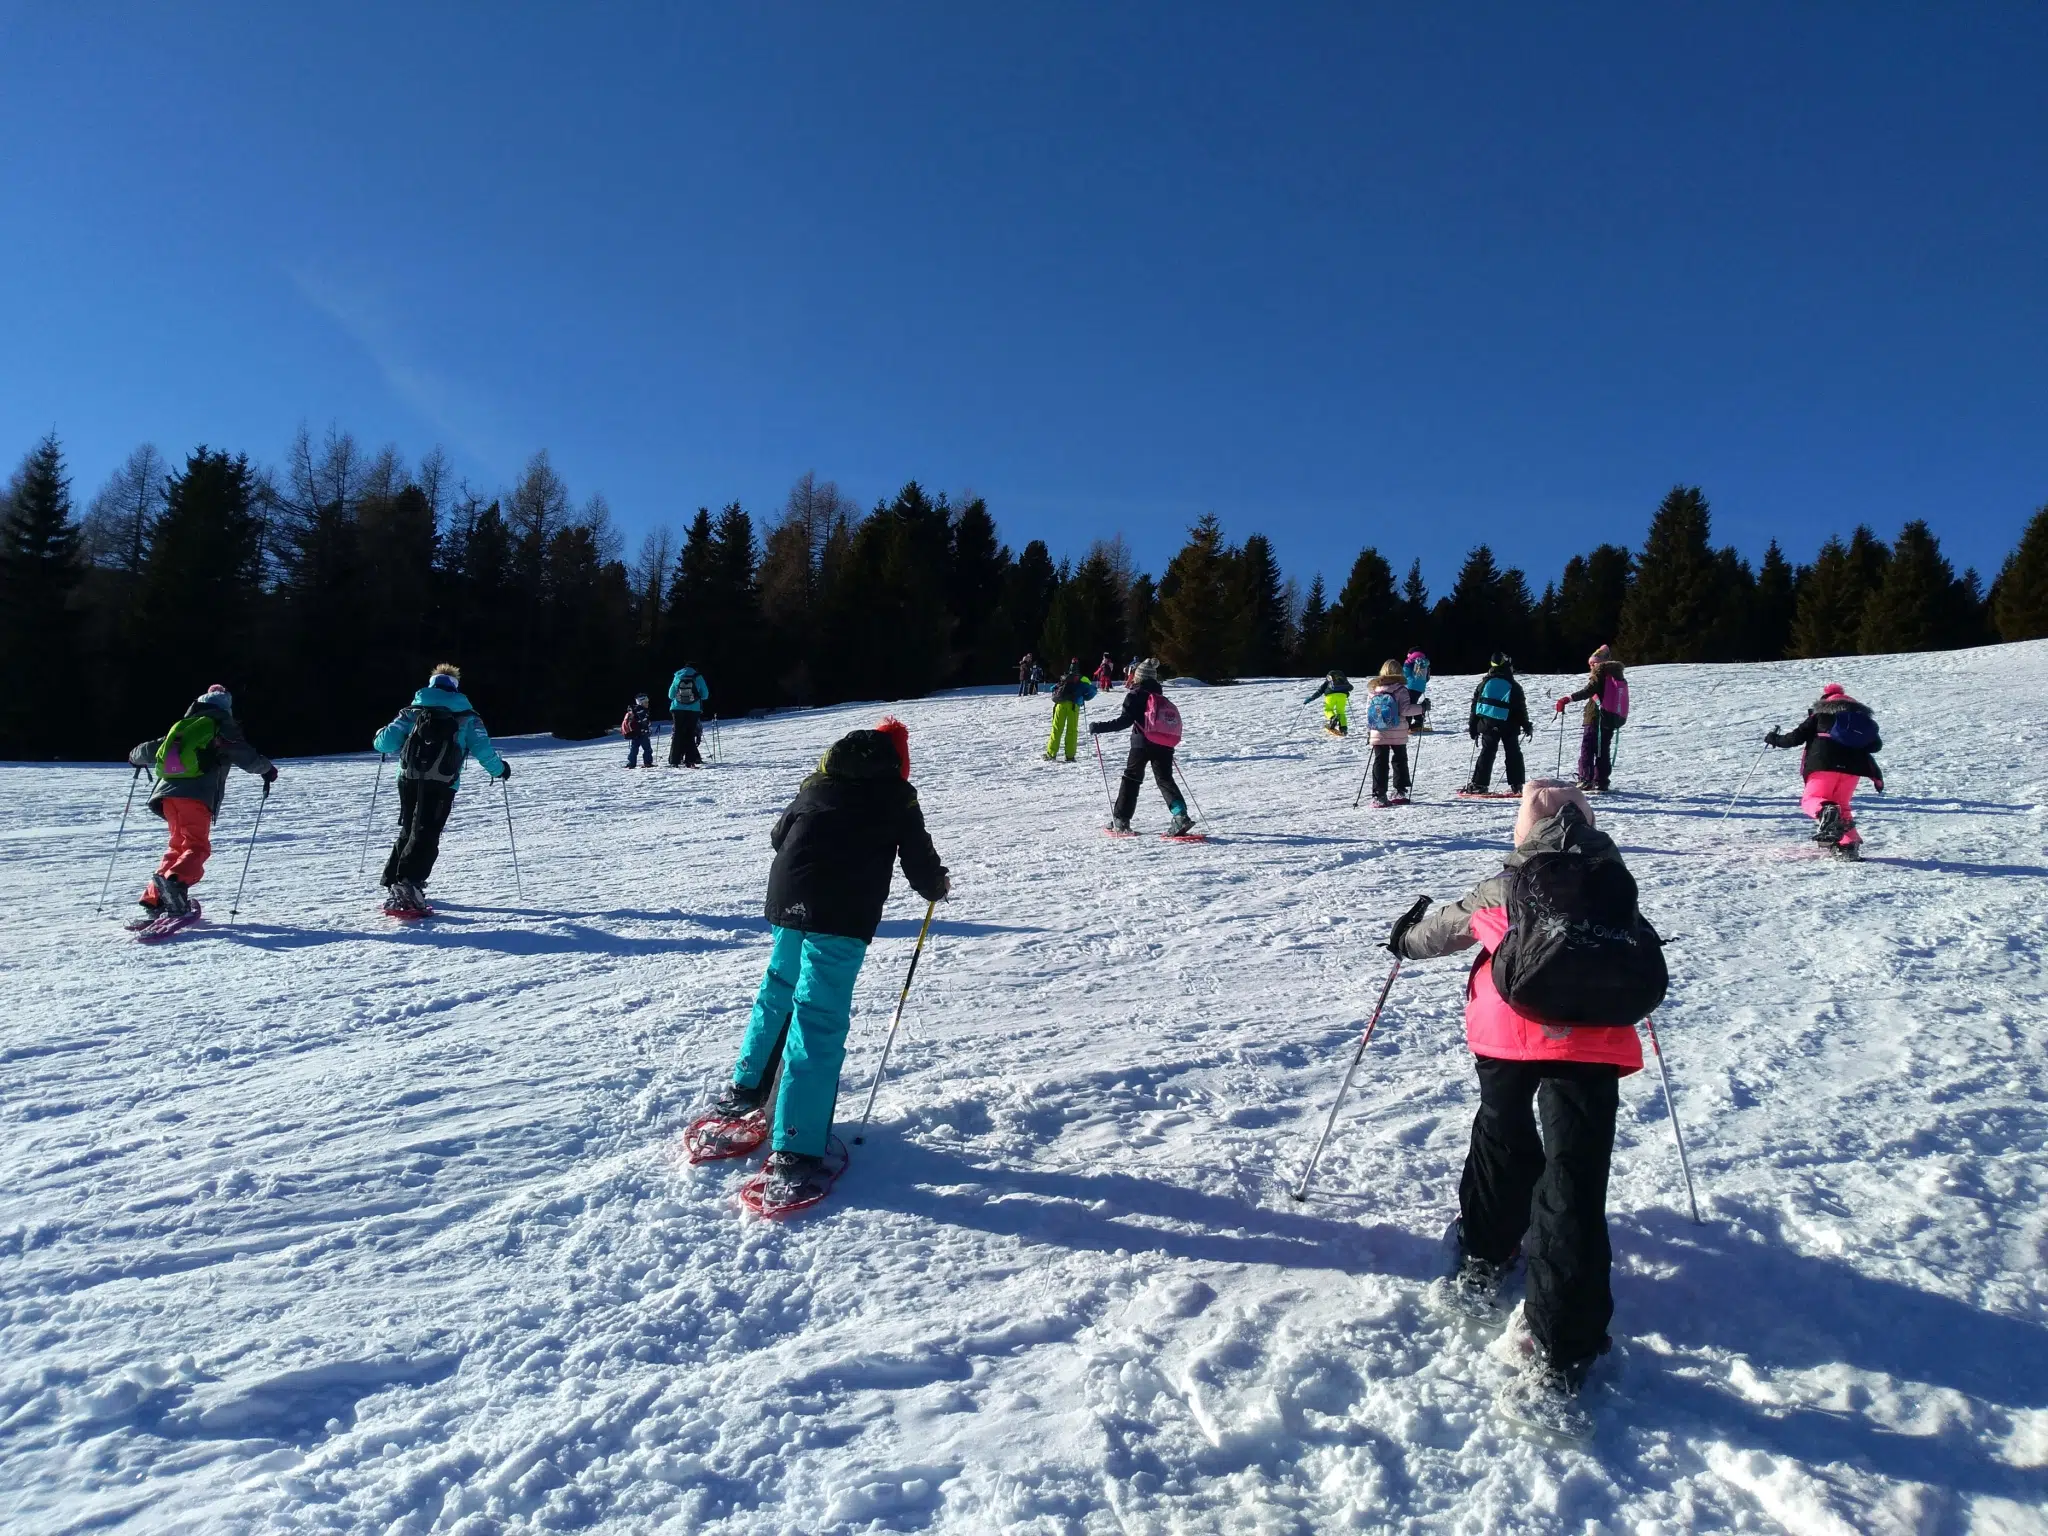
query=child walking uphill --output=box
[621,693,654,768]
[706,716,950,1208]
[1463,653,1532,796]
[372,665,509,916]
[1389,780,1667,1439]
[127,684,276,916]
[1305,670,1354,736]
[668,666,710,768]
[1091,659,1194,836]
[1362,660,1411,807]
[1766,683,1884,857]
[1556,645,1628,792]
[1403,651,1434,732]
[1044,661,1098,762]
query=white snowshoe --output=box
[1487,1301,1597,1442]
[1430,1218,1516,1323]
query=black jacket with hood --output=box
[1773,694,1885,785]
[128,695,274,817]
[1092,675,1163,734]
[764,729,948,942]
[1469,666,1531,737]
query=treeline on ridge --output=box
[1,426,2044,761]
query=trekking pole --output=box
[853,899,936,1144]
[1093,732,1115,811]
[500,775,523,898]
[1177,756,1208,826]
[1554,711,1566,777]
[1643,1013,1703,1223]
[95,766,145,913]
[356,754,387,876]
[1410,736,1424,794]
[227,779,272,920]
[1719,743,1772,820]
[1608,724,1623,786]
[1351,755,1373,810]
[1293,951,1404,1202]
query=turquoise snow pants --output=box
[732,925,869,1156]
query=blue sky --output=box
[3,3,2043,594]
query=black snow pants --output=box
[1113,733,1184,823]
[1371,743,1410,799]
[381,777,457,888]
[669,714,703,767]
[1460,1056,1620,1368]
[1471,725,1525,793]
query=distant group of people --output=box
[1019,651,1142,698]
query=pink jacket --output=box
[1365,679,1411,746]
[1462,907,1643,1072]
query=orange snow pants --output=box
[154,799,214,887]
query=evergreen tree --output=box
[1751,540,1798,662]
[1992,504,2048,642]
[666,508,718,667]
[1153,515,1236,680]
[1617,486,1724,662]
[1230,533,1289,676]
[0,435,84,753]
[1328,546,1399,674]
[1705,547,1757,661]
[705,502,762,706]
[948,496,1012,683]
[1006,541,1060,665]
[133,447,265,730]
[1551,544,1633,668]
[1293,574,1330,673]
[1396,560,1432,657]
[1789,526,1889,658]
[1434,545,1533,673]
[1857,520,1982,654]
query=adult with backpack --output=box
[1093,653,1115,693]
[1555,645,1629,793]
[1304,670,1354,736]
[668,666,710,768]
[126,683,276,916]
[371,664,509,915]
[1765,683,1884,856]
[1362,660,1412,807]
[1463,653,1532,796]
[1388,779,1667,1437]
[1044,661,1098,762]
[621,693,655,769]
[1091,658,1193,836]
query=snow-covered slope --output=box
[4,644,2046,1534]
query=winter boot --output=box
[1488,1303,1599,1440]
[151,873,192,915]
[1167,809,1196,837]
[1372,792,1391,808]
[1813,803,1844,847]
[1108,816,1133,834]
[760,1149,829,1202]
[711,1081,767,1120]
[1435,1219,1511,1321]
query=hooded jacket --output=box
[1304,672,1352,704]
[1773,693,1884,785]
[1470,664,1531,736]
[1398,805,1645,1073]
[622,699,653,736]
[128,696,274,817]
[1363,675,1410,746]
[1051,673,1099,708]
[1566,660,1626,728]
[373,688,507,788]
[764,729,949,942]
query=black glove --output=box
[262,767,279,785]
[1387,894,1433,956]
[497,762,513,781]
[1519,723,1533,738]
[1764,730,1783,748]
[1468,724,1479,740]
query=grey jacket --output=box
[1398,807,1621,960]
[129,700,274,817]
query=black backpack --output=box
[1490,824,1667,1027]
[399,707,470,784]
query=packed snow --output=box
[4,644,2046,1534]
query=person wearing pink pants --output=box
[1766,683,1884,855]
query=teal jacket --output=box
[373,688,507,788]
[669,668,710,714]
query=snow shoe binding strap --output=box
[135,902,203,943]
[738,1140,848,1218]
[683,1107,769,1164]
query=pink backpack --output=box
[1140,691,1183,746]
[1600,674,1630,721]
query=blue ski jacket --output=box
[373,689,507,788]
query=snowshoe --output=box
[1430,1219,1516,1323]
[382,881,434,920]
[1166,810,1197,838]
[1457,788,1519,801]
[1105,817,1136,838]
[1370,793,1390,808]
[683,1108,769,1164]
[151,872,193,916]
[738,1142,848,1218]
[135,902,203,943]
[1486,1301,1600,1442]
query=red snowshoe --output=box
[738,1141,849,1218]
